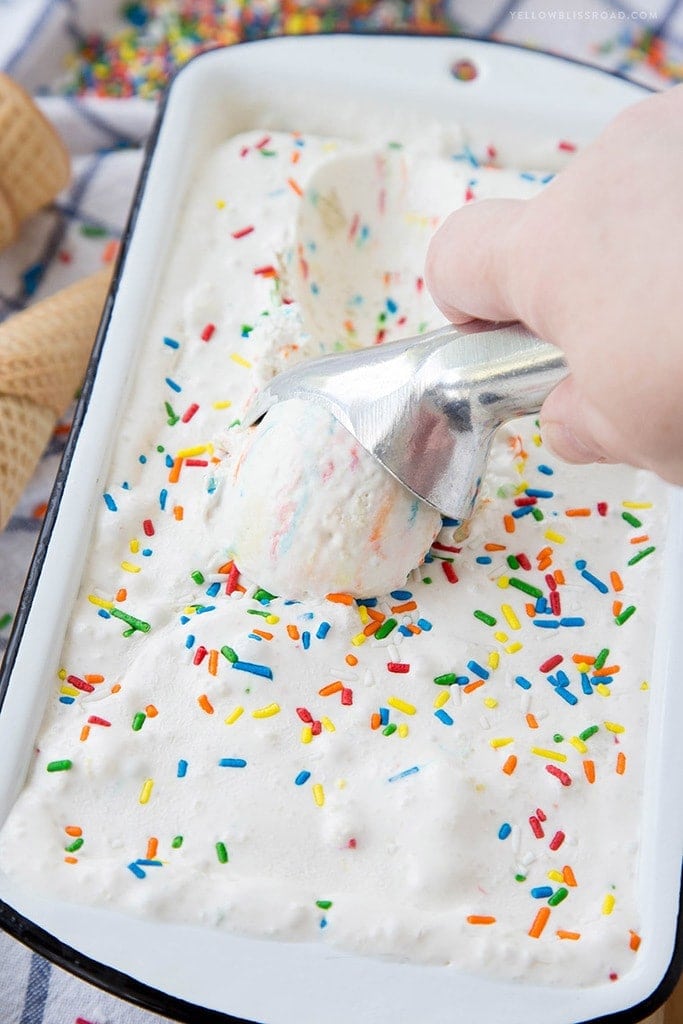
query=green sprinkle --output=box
[474,610,497,626]
[171,835,184,849]
[579,725,599,742]
[531,507,545,521]
[0,612,12,630]
[594,647,609,670]
[616,605,636,625]
[156,444,165,453]
[191,570,205,585]
[109,607,151,635]
[47,760,72,772]
[627,546,655,566]
[548,887,569,906]
[508,578,543,599]
[433,672,456,686]
[65,837,84,853]
[422,576,432,584]
[259,149,276,157]
[80,223,107,237]
[515,874,527,883]
[382,723,397,736]
[253,587,277,603]
[621,511,642,528]
[246,608,271,619]
[316,899,333,910]
[375,617,398,640]
[216,842,229,864]
[506,555,520,570]
[132,712,146,732]
[164,400,179,426]
[553,734,564,743]
[220,645,238,663]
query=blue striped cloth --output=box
[0,1,679,1021]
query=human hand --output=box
[425,84,683,486]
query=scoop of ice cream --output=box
[216,398,442,600]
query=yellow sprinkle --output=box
[433,690,450,709]
[641,681,649,691]
[622,501,653,509]
[501,604,521,630]
[183,606,198,615]
[312,783,325,806]
[497,576,510,589]
[488,651,500,670]
[514,481,529,494]
[387,696,416,716]
[212,400,232,410]
[506,642,523,654]
[357,605,371,625]
[129,538,140,554]
[215,198,226,209]
[494,631,509,643]
[351,632,367,647]
[60,685,80,698]
[265,614,280,625]
[544,529,566,544]
[224,706,244,725]
[569,736,588,754]
[120,561,141,574]
[490,737,514,749]
[604,721,625,734]
[547,870,564,883]
[301,726,312,745]
[398,723,409,738]
[531,747,568,763]
[595,683,611,697]
[231,352,252,369]
[576,661,591,673]
[484,697,498,709]
[252,703,280,719]
[176,444,212,459]
[602,894,616,915]
[58,668,67,680]
[320,716,335,732]
[139,779,154,805]
[88,594,113,609]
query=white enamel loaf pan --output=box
[0,34,681,1024]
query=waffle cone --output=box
[0,180,18,250]
[0,73,70,227]
[0,266,112,529]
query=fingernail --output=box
[541,422,606,465]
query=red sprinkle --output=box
[540,654,563,673]
[347,837,357,849]
[550,590,561,616]
[181,403,199,423]
[442,562,459,584]
[67,675,94,693]
[514,496,537,506]
[231,225,254,239]
[546,764,572,787]
[529,816,544,839]
[558,139,577,152]
[597,502,608,516]
[536,807,547,822]
[387,662,410,674]
[432,541,461,553]
[341,688,354,706]
[143,519,154,536]
[193,646,208,666]
[549,830,566,850]
[296,707,313,723]
[200,323,215,341]
[185,459,208,467]
[311,720,322,736]
[87,716,111,727]
[545,573,557,591]
[516,553,531,570]
[255,134,271,149]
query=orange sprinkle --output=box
[484,543,506,551]
[252,629,273,641]
[629,930,642,952]
[173,505,184,521]
[65,826,82,837]
[287,176,303,196]
[290,149,300,164]
[537,546,553,560]
[319,681,343,697]
[503,514,515,534]
[583,759,596,784]
[370,712,381,730]
[326,592,354,605]
[146,837,158,860]
[502,754,517,775]
[610,570,624,593]
[217,560,234,575]
[79,725,90,742]
[563,865,578,887]
[525,603,536,618]
[593,665,620,677]
[406,623,421,635]
[145,704,158,718]
[537,557,552,571]
[526,713,539,729]
[554,569,565,585]
[32,501,49,519]
[366,607,385,622]
[612,600,623,617]
[572,654,595,665]
[286,624,300,641]
[630,534,649,544]
[168,457,183,483]
[363,620,381,637]
[391,600,417,614]
[198,694,214,715]
[102,239,119,263]
[565,508,591,517]
[529,907,551,938]
[64,856,78,865]
[616,752,627,775]
[345,653,358,666]
[557,930,581,941]
[111,683,122,694]
[85,674,104,683]
[208,649,219,676]
[467,916,496,925]
[463,679,485,694]
[115,588,127,602]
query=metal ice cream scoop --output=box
[242,320,569,521]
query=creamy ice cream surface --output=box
[0,129,670,988]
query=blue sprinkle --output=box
[295,771,311,786]
[498,823,512,840]
[357,597,378,607]
[512,506,532,518]
[467,660,489,680]
[531,886,553,899]
[537,464,554,475]
[533,619,560,629]
[320,918,328,929]
[165,454,174,468]
[535,596,548,613]
[316,621,331,639]
[575,559,587,570]
[136,859,163,867]
[455,676,470,686]
[580,569,609,594]
[462,144,479,167]
[97,609,111,619]
[476,555,492,565]
[302,631,311,650]
[103,493,117,511]
[139,454,147,464]
[379,707,389,726]
[122,481,130,490]
[515,675,532,690]
[416,618,432,631]
[159,489,168,510]
[554,686,579,706]
[597,676,614,686]
[59,696,75,705]
[388,766,420,783]
[163,336,180,348]
[398,625,413,637]
[231,661,273,679]
[560,617,585,627]
[555,670,571,688]
[386,298,398,314]
[196,605,216,615]
[218,758,247,768]
[165,377,182,393]
[179,615,190,625]
[434,709,454,726]
[390,590,412,601]
[299,612,315,620]
[23,263,44,295]
[520,171,536,181]
[526,488,554,498]
[540,173,555,184]
[248,633,262,642]
[185,634,195,649]
[128,862,146,879]
[142,548,152,556]
[581,673,593,695]
[177,759,188,777]
[206,582,221,598]
[441,516,460,528]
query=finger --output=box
[425,198,528,325]
[540,376,616,467]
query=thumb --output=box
[540,376,615,466]
[425,198,528,324]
